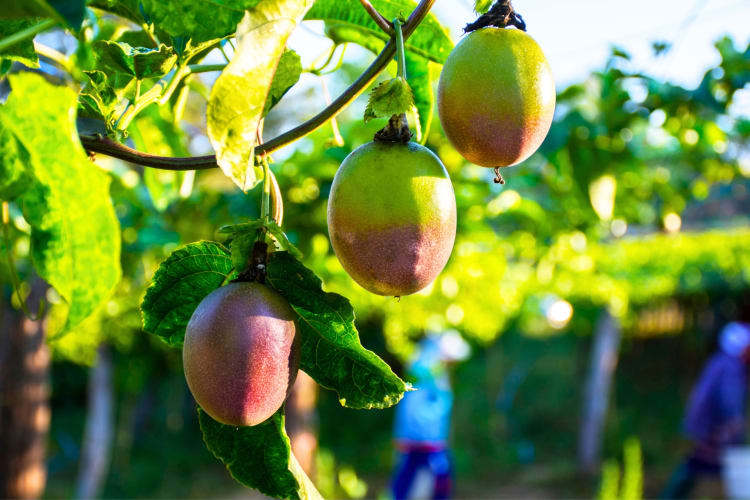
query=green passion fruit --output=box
[183,281,300,427]
[327,141,456,296]
[437,27,555,168]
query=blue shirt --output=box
[684,352,748,445]
[393,339,453,445]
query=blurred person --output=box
[390,331,470,500]
[661,321,750,499]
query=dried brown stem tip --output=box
[374,113,412,143]
[465,0,526,33]
[493,167,506,184]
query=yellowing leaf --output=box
[207,0,314,191]
[0,73,121,329]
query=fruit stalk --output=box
[261,156,271,225]
[373,20,412,144]
[394,18,407,80]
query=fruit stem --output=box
[261,155,271,224]
[372,20,412,144]
[393,18,407,81]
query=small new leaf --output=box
[199,408,321,500]
[266,221,302,258]
[94,40,177,79]
[266,252,408,409]
[219,219,302,272]
[78,70,136,130]
[141,241,234,347]
[364,77,415,123]
[229,231,257,274]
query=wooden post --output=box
[75,343,114,500]
[579,309,622,473]
[285,371,318,476]
[0,280,50,499]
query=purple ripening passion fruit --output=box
[183,281,300,427]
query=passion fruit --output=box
[183,281,300,427]
[327,141,456,296]
[437,27,555,168]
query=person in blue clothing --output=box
[391,331,470,500]
[661,321,750,498]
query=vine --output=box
[79,0,438,171]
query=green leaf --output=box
[266,221,302,258]
[88,0,145,25]
[0,119,32,200]
[323,22,431,141]
[405,53,433,143]
[0,73,121,329]
[363,76,415,122]
[229,231,256,274]
[325,21,386,55]
[474,0,493,14]
[141,241,234,348]
[263,49,302,117]
[0,0,86,29]
[94,40,177,79]
[266,252,407,409]
[77,70,136,129]
[207,0,314,191]
[199,408,322,500]
[0,20,39,68]
[116,30,158,49]
[307,0,453,64]
[0,59,12,77]
[140,0,262,42]
[220,220,302,272]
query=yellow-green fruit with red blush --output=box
[437,27,555,168]
[327,141,456,296]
